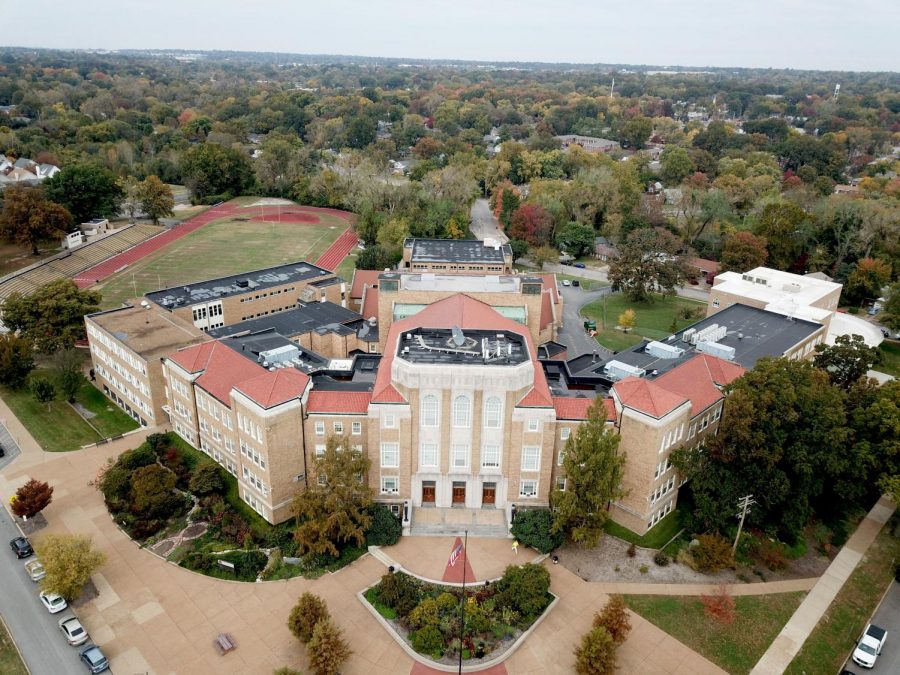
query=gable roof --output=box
[361,286,379,322]
[552,397,617,422]
[307,390,372,414]
[234,369,309,409]
[612,376,688,418]
[653,354,745,414]
[168,341,218,374]
[194,344,268,405]
[350,269,381,300]
[539,289,554,331]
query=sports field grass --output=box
[97,203,351,308]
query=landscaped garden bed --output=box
[363,564,555,667]
[97,432,391,582]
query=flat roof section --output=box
[88,302,210,359]
[221,330,329,375]
[397,272,523,294]
[398,327,529,367]
[208,301,361,339]
[405,238,512,264]
[146,260,334,309]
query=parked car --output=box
[79,645,109,673]
[24,558,45,581]
[9,537,33,559]
[561,279,571,287]
[59,616,89,646]
[573,262,586,269]
[572,280,580,287]
[0,443,5,457]
[852,623,887,668]
[39,591,67,614]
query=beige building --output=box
[400,238,513,275]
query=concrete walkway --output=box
[750,496,896,675]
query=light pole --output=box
[733,495,755,554]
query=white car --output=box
[24,559,45,581]
[852,623,887,668]
[561,280,571,287]
[39,591,67,614]
[58,616,89,646]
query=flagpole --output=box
[458,529,467,675]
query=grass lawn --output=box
[581,293,707,352]
[336,248,360,282]
[786,518,900,674]
[97,204,350,308]
[625,592,807,675]
[877,340,900,377]
[0,369,138,451]
[0,617,27,675]
[604,508,683,549]
[0,241,56,278]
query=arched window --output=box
[484,396,502,429]
[453,395,470,428]
[421,395,439,428]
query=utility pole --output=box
[733,495,755,554]
[458,529,468,675]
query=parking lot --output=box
[844,581,900,674]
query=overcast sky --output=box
[4,0,898,72]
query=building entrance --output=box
[482,483,496,506]
[422,482,436,504]
[452,482,466,505]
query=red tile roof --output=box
[538,274,560,304]
[371,294,552,407]
[612,377,688,418]
[234,369,309,409]
[552,397,617,421]
[654,354,745,414]
[307,390,372,414]
[539,290,554,330]
[688,257,720,275]
[361,286,379,321]
[168,341,218,374]
[350,269,380,300]
[192,343,268,406]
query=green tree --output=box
[574,625,617,675]
[883,282,900,332]
[43,164,123,223]
[843,258,891,306]
[551,399,627,546]
[499,188,520,228]
[11,478,53,519]
[618,309,636,333]
[293,435,373,558]
[51,348,84,402]
[813,334,879,390]
[555,221,596,258]
[530,245,559,271]
[30,377,55,407]
[136,175,175,225]
[496,563,551,621]
[365,504,401,547]
[510,508,564,554]
[0,185,72,255]
[753,202,808,271]
[306,618,352,675]
[1,280,101,353]
[288,592,331,644]
[35,534,106,601]
[719,231,768,273]
[608,228,690,302]
[620,116,652,150]
[180,142,254,202]
[659,146,695,185]
[129,464,178,519]
[188,463,226,496]
[0,333,35,388]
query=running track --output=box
[74,202,356,287]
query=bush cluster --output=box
[365,504,402,547]
[510,509,564,554]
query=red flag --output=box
[448,541,463,567]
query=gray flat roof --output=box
[398,327,528,366]
[221,330,329,375]
[146,260,334,309]
[209,301,361,339]
[405,238,511,264]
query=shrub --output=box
[118,444,157,470]
[189,463,226,496]
[377,572,420,617]
[626,542,636,558]
[210,509,251,546]
[130,464,181,519]
[365,504,402,547]
[653,551,670,567]
[99,464,132,508]
[511,509,565,554]
[411,625,444,657]
[830,520,849,548]
[639,565,648,574]
[128,518,166,539]
[691,533,734,573]
[700,586,735,625]
[593,595,631,644]
[273,669,303,675]
[759,539,788,571]
[574,625,616,675]
[288,592,331,643]
[307,618,351,675]
[407,597,440,631]
[496,563,551,622]
[145,433,171,455]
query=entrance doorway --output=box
[422,482,436,505]
[482,483,496,506]
[452,482,466,506]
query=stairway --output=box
[409,507,510,538]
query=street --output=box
[0,505,87,675]
[469,198,508,243]
[844,580,900,674]
[557,284,614,358]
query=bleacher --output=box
[0,224,162,303]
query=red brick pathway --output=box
[441,536,476,585]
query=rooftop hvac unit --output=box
[603,360,647,382]
[782,282,802,293]
[696,341,736,361]
[682,328,696,343]
[646,341,685,359]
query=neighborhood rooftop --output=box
[404,238,512,264]
[145,260,334,309]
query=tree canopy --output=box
[1,279,101,353]
[608,228,690,302]
[0,185,72,255]
[43,164,123,224]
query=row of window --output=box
[648,500,673,529]
[660,423,685,453]
[198,394,233,429]
[378,478,541,498]
[650,477,675,505]
[237,412,263,443]
[380,442,542,472]
[240,439,267,470]
[239,286,297,303]
[87,325,147,376]
[688,406,721,438]
[314,420,362,436]
[242,466,268,496]
[94,363,153,418]
[191,303,223,322]
[654,457,671,479]
[91,346,151,397]
[420,395,505,429]
[240,304,298,321]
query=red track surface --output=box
[314,226,358,271]
[74,202,240,288]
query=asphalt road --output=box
[557,284,614,358]
[469,198,508,243]
[0,420,21,472]
[844,580,900,674]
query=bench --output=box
[213,633,236,655]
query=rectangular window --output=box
[383,414,396,429]
[556,476,567,491]
[333,421,344,434]
[420,442,438,468]
[519,480,538,498]
[352,421,362,435]
[481,444,500,468]
[314,421,325,436]
[452,444,469,469]
[527,419,540,432]
[380,442,400,468]
[712,407,721,421]
[315,444,326,457]
[381,476,399,494]
[557,450,565,466]
[521,446,540,472]
[560,427,571,440]
[688,422,696,439]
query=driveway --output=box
[0,506,85,675]
[844,580,900,674]
[557,284,613,358]
[469,199,507,243]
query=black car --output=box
[9,537,33,559]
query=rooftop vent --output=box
[451,326,466,348]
